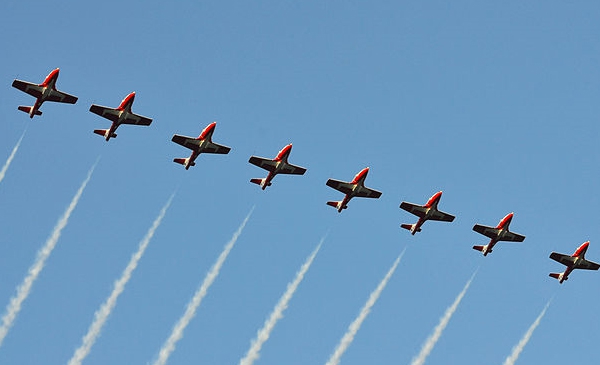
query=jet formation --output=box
[11,68,599,284]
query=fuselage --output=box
[30,68,60,117]
[481,213,514,255]
[105,92,136,140]
[261,144,293,189]
[560,241,591,282]
[335,167,370,212]
[413,191,443,232]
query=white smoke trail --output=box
[67,193,175,365]
[410,271,477,365]
[0,161,97,348]
[502,300,551,365]
[325,248,406,365]
[239,237,324,365]
[0,131,25,185]
[152,207,254,365]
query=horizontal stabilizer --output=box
[94,129,116,139]
[327,201,339,208]
[250,178,263,185]
[549,273,561,280]
[473,245,485,252]
[400,223,421,232]
[18,106,42,116]
[173,158,187,165]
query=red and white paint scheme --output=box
[171,122,231,170]
[399,191,455,235]
[248,144,306,190]
[89,92,153,141]
[12,68,78,118]
[326,167,382,213]
[472,212,525,256]
[549,241,600,284]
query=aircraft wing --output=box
[499,231,525,242]
[473,224,499,239]
[90,105,120,122]
[429,210,456,222]
[279,162,306,175]
[12,80,43,98]
[578,259,600,271]
[45,89,78,104]
[202,141,231,154]
[249,157,306,175]
[355,187,383,199]
[400,202,427,218]
[122,112,152,126]
[249,156,277,172]
[549,252,576,267]
[326,179,354,195]
[172,135,230,154]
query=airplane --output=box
[248,144,306,189]
[472,212,525,256]
[12,68,78,118]
[325,167,382,213]
[171,122,231,169]
[89,92,152,141]
[399,191,455,235]
[549,241,600,284]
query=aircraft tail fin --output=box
[327,201,346,212]
[472,245,485,252]
[549,273,565,283]
[94,129,116,140]
[250,178,271,190]
[173,158,194,169]
[18,106,42,117]
[400,224,421,235]
[472,245,490,256]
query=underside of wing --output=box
[430,210,456,222]
[172,135,198,150]
[12,80,42,98]
[203,141,231,154]
[355,187,382,199]
[123,113,152,126]
[46,89,78,104]
[473,224,498,239]
[326,179,354,195]
[550,252,576,266]
[501,231,526,242]
[249,156,277,172]
[578,259,600,271]
[90,105,120,122]
[279,163,307,175]
[399,202,427,218]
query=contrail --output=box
[0,161,97,348]
[152,207,254,365]
[325,248,405,365]
[67,193,175,365]
[410,270,477,365]
[0,131,25,185]
[503,300,551,365]
[240,237,324,365]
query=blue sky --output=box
[1,1,600,364]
